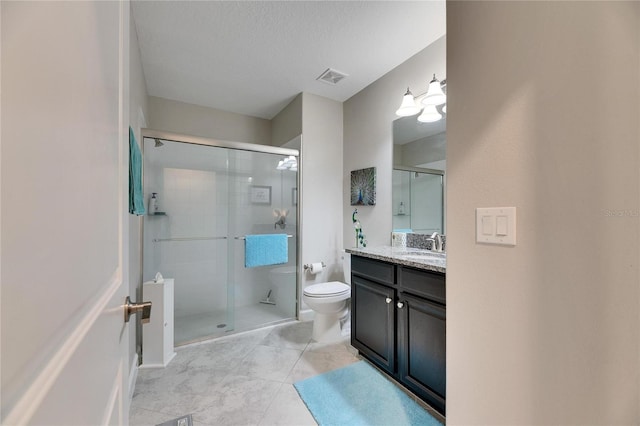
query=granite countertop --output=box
[345,246,446,274]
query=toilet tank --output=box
[342,252,351,284]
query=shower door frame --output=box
[139,128,301,348]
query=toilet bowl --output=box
[303,253,351,342]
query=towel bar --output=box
[153,236,227,242]
[235,235,293,240]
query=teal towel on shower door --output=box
[244,234,288,267]
[129,127,146,216]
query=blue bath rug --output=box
[294,361,442,426]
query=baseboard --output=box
[299,309,314,322]
[128,353,139,401]
[139,351,177,369]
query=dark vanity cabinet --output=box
[397,263,446,412]
[351,255,446,415]
[351,256,396,374]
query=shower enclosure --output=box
[142,130,299,345]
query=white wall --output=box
[300,93,344,310]
[343,37,446,248]
[272,94,302,147]
[148,96,272,145]
[446,1,640,424]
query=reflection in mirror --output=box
[393,115,446,234]
[393,167,443,234]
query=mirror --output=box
[392,115,446,234]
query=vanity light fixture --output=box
[422,74,446,106]
[417,104,442,123]
[395,87,422,117]
[395,74,447,122]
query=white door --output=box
[2,1,131,425]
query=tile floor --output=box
[130,321,361,426]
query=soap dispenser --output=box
[149,193,159,215]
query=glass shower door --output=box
[143,139,234,345]
[227,149,298,333]
[143,135,299,346]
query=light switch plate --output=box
[476,207,516,246]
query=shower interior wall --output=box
[142,139,297,341]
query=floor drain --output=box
[217,323,226,328]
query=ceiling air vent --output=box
[316,68,348,85]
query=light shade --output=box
[422,74,446,106]
[395,87,421,117]
[417,104,442,123]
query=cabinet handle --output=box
[397,301,404,309]
[385,297,392,304]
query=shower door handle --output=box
[124,296,152,324]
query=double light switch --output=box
[476,207,516,246]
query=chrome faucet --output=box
[430,232,444,252]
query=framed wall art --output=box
[350,167,376,206]
[250,185,272,205]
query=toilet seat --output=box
[303,281,350,298]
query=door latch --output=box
[124,296,152,324]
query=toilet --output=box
[303,253,351,342]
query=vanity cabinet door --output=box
[351,275,396,374]
[398,292,446,415]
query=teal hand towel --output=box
[129,127,146,216]
[245,234,288,268]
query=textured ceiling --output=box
[132,1,446,120]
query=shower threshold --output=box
[174,302,296,347]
